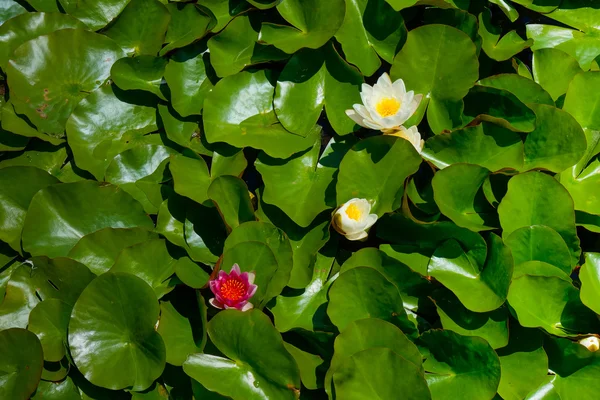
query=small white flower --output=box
[386,125,424,154]
[346,73,423,132]
[333,198,378,241]
[579,336,600,352]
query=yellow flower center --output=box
[375,98,401,117]
[345,203,362,221]
[220,278,247,301]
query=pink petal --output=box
[209,298,224,309]
[217,270,228,280]
[230,264,241,277]
[247,284,258,298]
[209,280,220,294]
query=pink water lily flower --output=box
[209,264,257,311]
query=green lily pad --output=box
[433,288,509,349]
[580,253,600,314]
[67,84,158,180]
[259,0,346,54]
[163,41,214,117]
[273,43,362,136]
[496,323,548,400]
[325,318,423,398]
[157,290,206,366]
[391,24,478,133]
[419,330,501,400]
[183,310,301,400]
[523,104,586,173]
[422,122,524,172]
[169,153,211,205]
[196,0,249,32]
[477,74,554,106]
[111,56,168,100]
[31,377,82,400]
[429,233,513,313]
[340,247,431,315]
[532,48,583,101]
[222,221,293,307]
[270,252,336,332]
[0,1,26,26]
[160,3,212,56]
[156,194,225,265]
[69,272,166,391]
[22,180,153,258]
[479,9,532,61]
[283,342,323,391]
[432,163,498,231]
[58,0,130,30]
[0,264,40,330]
[462,85,536,132]
[334,0,406,76]
[203,70,320,158]
[0,166,59,252]
[327,267,414,333]
[527,24,600,70]
[0,328,44,400]
[68,227,158,275]
[507,273,599,336]
[208,175,255,230]
[6,29,125,135]
[333,348,430,400]
[498,171,580,266]
[337,135,422,216]
[505,225,572,275]
[174,257,210,289]
[109,239,179,298]
[0,101,63,146]
[27,299,71,362]
[0,12,87,71]
[104,0,171,56]
[257,138,350,227]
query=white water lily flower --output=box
[333,198,378,241]
[346,73,423,132]
[579,336,600,352]
[386,125,424,154]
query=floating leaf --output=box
[0,328,43,400]
[111,56,168,100]
[259,0,346,54]
[183,310,301,400]
[22,181,153,258]
[27,299,71,362]
[479,9,532,61]
[6,29,125,135]
[160,3,212,56]
[58,0,131,30]
[273,43,362,136]
[69,272,166,391]
[391,24,478,133]
[579,253,600,314]
[208,175,255,230]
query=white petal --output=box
[241,302,254,312]
[345,230,369,241]
[376,72,393,88]
[392,78,406,96]
[354,104,372,120]
[209,298,224,309]
[409,94,423,116]
[362,118,385,131]
[362,213,378,230]
[246,271,256,285]
[346,109,368,128]
[403,90,415,107]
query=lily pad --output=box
[27,299,71,362]
[22,180,153,258]
[111,56,168,100]
[203,70,320,158]
[183,310,301,400]
[208,175,255,230]
[69,272,166,391]
[273,43,363,136]
[257,138,351,227]
[498,171,580,266]
[160,3,212,56]
[579,253,600,314]
[0,328,44,400]
[58,0,131,30]
[259,0,346,54]
[0,166,59,252]
[337,135,422,216]
[104,0,171,56]
[391,24,479,133]
[6,29,125,135]
[419,330,501,400]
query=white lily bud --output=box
[386,125,424,154]
[333,198,378,241]
[579,336,600,352]
[345,73,422,132]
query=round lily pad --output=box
[0,328,44,400]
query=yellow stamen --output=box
[220,279,247,301]
[345,203,362,221]
[375,98,401,117]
